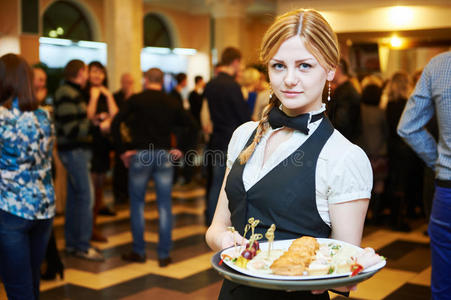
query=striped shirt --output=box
[53,81,92,150]
[398,51,451,180]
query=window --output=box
[43,1,92,41]
[143,14,172,48]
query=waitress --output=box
[206,8,372,299]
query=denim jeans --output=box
[429,185,451,300]
[0,209,53,300]
[58,148,94,252]
[129,150,174,258]
[206,150,226,225]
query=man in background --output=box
[112,68,197,267]
[188,75,205,126]
[397,51,451,300]
[170,72,187,109]
[203,47,250,225]
[54,59,104,261]
[328,58,361,143]
[111,73,135,206]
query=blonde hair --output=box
[239,8,339,164]
[387,71,411,102]
[240,67,261,88]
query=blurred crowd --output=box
[0,46,434,298]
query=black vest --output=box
[225,117,334,241]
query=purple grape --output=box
[241,249,253,260]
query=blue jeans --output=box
[129,150,174,258]
[58,148,94,252]
[206,150,226,225]
[429,184,451,300]
[0,210,53,300]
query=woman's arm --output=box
[329,198,369,246]
[311,198,369,295]
[206,168,246,252]
[100,86,119,117]
[87,87,100,120]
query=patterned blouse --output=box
[0,98,55,220]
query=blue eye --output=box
[299,63,312,70]
[271,63,285,71]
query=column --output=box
[209,0,252,63]
[104,0,143,93]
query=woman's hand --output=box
[99,86,112,97]
[311,285,357,295]
[217,230,247,250]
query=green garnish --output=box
[331,244,341,250]
[328,267,335,274]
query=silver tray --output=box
[211,251,381,291]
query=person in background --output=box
[0,53,55,299]
[397,51,451,300]
[170,72,194,185]
[359,84,388,225]
[111,68,197,267]
[112,73,135,205]
[251,68,271,121]
[54,59,104,261]
[170,72,187,109]
[385,71,423,231]
[114,73,134,109]
[86,61,118,241]
[327,58,361,144]
[33,66,48,104]
[206,9,372,299]
[31,66,65,281]
[188,75,205,126]
[203,47,251,226]
[360,74,384,90]
[240,67,261,115]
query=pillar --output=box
[104,0,143,93]
[209,0,252,63]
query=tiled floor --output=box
[1,183,432,300]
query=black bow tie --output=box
[268,107,324,134]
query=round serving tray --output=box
[211,251,381,291]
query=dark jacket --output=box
[111,89,197,154]
[204,72,250,151]
[328,80,361,143]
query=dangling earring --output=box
[327,81,331,101]
[269,86,273,99]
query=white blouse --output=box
[226,106,373,226]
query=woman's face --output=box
[89,65,105,87]
[268,36,335,116]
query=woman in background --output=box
[240,67,261,116]
[385,71,423,231]
[0,53,55,299]
[86,61,118,242]
[359,84,389,224]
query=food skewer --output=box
[241,224,251,252]
[265,224,276,258]
[227,226,238,255]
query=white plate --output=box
[220,238,386,280]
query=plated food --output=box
[218,218,385,281]
[220,237,386,280]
